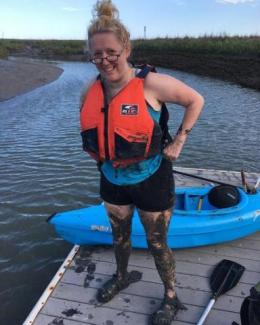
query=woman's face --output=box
[89,32,130,83]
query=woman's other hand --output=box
[163,134,187,161]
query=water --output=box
[0,61,259,324]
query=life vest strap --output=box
[135,64,156,79]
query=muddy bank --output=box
[40,52,260,91]
[131,52,260,91]
[61,51,259,90]
[0,59,63,101]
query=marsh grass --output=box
[0,39,86,59]
[132,35,260,57]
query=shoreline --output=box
[0,52,259,102]
[1,37,259,92]
[131,53,260,91]
[22,53,260,91]
[0,59,63,102]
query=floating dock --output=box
[23,167,260,325]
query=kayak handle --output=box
[255,177,260,190]
[196,298,215,325]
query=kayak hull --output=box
[48,186,260,249]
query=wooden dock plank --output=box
[40,296,151,325]
[34,314,93,325]
[29,167,260,325]
[87,248,260,283]
[187,245,260,262]
[62,262,252,298]
[56,274,244,314]
[247,233,260,241]
[39,284,241,325]
[174,249,260,274]
[227,238,260,250]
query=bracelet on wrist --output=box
[174,138,185,144]
[176,123,192,136]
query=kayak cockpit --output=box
[175,192,218,211]
[175,186,248,214]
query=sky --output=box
[0,0,259,40]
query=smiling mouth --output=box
[102,66,115,74]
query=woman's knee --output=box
[138,209,172,252]
[110,215,132,244]
[147,231,167,253]
[105,202,134,220]
[105,202,134,243]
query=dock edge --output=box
[23,245,80,325]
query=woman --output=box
[80,1,204,324]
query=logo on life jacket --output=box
[121,104,138,115]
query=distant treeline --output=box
[1,36,259,89]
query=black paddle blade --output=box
[210,259,245,299]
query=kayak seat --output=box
[184,193,218,211]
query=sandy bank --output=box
[0,59,63,101]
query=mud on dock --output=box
[23,167,260,325]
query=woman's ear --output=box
[125,44,131,59]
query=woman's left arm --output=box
[145,72,205,161]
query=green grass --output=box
[0,45,9,58]
[132,35,260,57]
[0,39,86,58]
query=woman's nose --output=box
[102,57,111,65]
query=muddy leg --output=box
[105,202,134,280]
[138,208,176,299]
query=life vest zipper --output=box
[100,71,137,161]
[103,104,110,160]
[101,81,110,160]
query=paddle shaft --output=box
[173,170,240,188]
[196,298,216,325]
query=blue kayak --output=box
[47,186,260,248]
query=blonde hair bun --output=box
[88,0,130,50]
[94,0,119,20]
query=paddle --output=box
[197,259,245,325]
[173,169,257,194]
[173,169,238,187]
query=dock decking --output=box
[24,167,260,325]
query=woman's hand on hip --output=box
[163,134,187,161]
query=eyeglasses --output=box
[90,48,124,64]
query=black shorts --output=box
[100,158,175,212]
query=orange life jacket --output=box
[80,66,167,168]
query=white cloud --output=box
[62,7,79,12]
[216,0,255,4]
